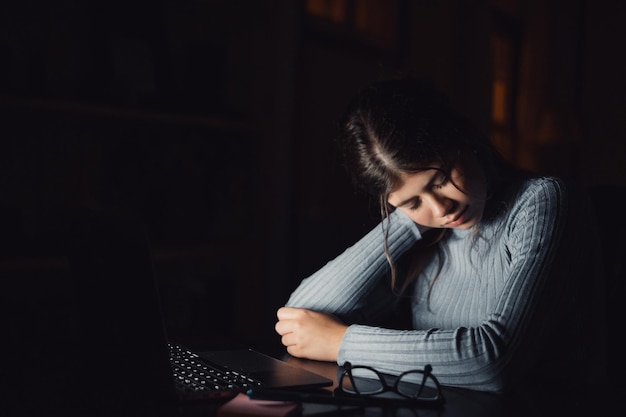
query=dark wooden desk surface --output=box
[274,356,618,417]
[282,356,504,417]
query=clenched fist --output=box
[275,307,348,362]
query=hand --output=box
[275,307,348,362]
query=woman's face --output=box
[387,155,487,230]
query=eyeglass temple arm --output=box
[416,364,433,398]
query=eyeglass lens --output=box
[341,367,385,395]
[342,367,440,400]
[395,371,439,400]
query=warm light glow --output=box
[354,0,398,47]
[489,31,516,163]
[490,34,512,126]
[306,0,347,23]
[306,0,400,50]
[492,79,507,124]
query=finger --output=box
[283,332,305,351]
[274,319,292,336]
[285,345,300,358]
[276,306,302,320]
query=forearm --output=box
[332,179,578,393]
[338,322,508,392]
[286,210,421,316]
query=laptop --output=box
[54,208,331,415]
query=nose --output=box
[424,192,453,218]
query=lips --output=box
[444,205,469,227]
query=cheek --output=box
[399,208,431,226]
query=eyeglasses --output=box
[334,362,444,406]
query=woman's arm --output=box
[285,209,422,323]
[334,179,597,393]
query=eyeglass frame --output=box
[334,361,445,406]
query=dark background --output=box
[2,0,625,356]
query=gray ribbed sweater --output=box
[286,177,604,393]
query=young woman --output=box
[275,78,605,394]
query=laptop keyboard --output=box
[168,343,263,395]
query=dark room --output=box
[2,1,625,416]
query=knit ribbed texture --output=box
[286,177,603,392]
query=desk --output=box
[266,357,616,417]
[280,357,503,417]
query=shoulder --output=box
[485,176,569,233]
[514,176,566,209]
[513,176,591,215]
[485,176,565,220]
[504,176,590,234]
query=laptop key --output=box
[168,343,263,394]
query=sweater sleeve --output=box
[335,179,593,393]
[286,209,421,323]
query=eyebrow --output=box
[393,170,442,208]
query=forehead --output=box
[389,168,441,195]
[387,170,439,206]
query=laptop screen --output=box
[65,208,179,416]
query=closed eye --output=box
[408,198,421,211]
[431,172,450,190]
[391,168,449,211]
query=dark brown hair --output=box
[336,77,518,295]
